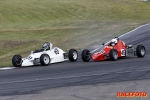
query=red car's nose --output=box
[92,52,101,60]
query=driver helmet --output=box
[41,43,49,51]
[110,38,118,46]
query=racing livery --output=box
[82,37,146,62]
[12,42,78,67]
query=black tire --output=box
[82,49,91,62]
[68,49,78,62]
[109,49,118,61]
[12,54,22,67]
[40,54,50,66]
[136,45,146,57]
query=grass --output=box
[0,0,150,67]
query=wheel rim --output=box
[113,51,118,59]
[86,52,90,60]
[73,51,77,60]
[15,56,22,65]
[44,55,50,64]
[141,47,145,56]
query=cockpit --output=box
[41,42,51,51]
[33,42,53,53]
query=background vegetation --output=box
[0,0,150,67]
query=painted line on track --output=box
[90,23,150,53]
[0,67,16,70]
[119,23,150,38]
[0,59,69,70]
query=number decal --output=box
[121,49,126,56]
[100,50,105,54]
[54,48,59,55]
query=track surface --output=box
[0,24,150,96]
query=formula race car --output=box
[12,42,78,67]
[82,37,146,62]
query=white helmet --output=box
[111,39,118,44]
[110,38,118,46]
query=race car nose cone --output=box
[92,52,101,60]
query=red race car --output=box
[82,37,146,62]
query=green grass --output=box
[0,0,150,67]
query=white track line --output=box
[90,46,103,53]
[0,67,16,70]
[90,23,150,53]
[119,23,150,38]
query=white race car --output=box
[12,42,78,67]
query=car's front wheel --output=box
[82,49,91,62]
[109,49,118,61]
[12,54,22,67]
[40,54,50,66]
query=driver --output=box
[110,38,118,46]
[41,43,50,51]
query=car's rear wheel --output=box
[68,49,78,62]
[40,54,50,66]
[109,49,118,61]
[136,45,146,57]
[12,54,22,67]
[82,49,91,62]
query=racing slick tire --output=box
[40,54,50,66]
[82,49,91,62]
[68,49,78,62]
[12,54,22,67]
[109,49,118,61]
[136,45,146,57]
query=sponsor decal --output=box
[121,49,126,56]
[54,48,59,55]
[117,92,148,98]
[100,50,105,54]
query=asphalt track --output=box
[0,24,150,97]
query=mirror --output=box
[102,43,105,45]
[128,45,132,48]
[31,51,34,54]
